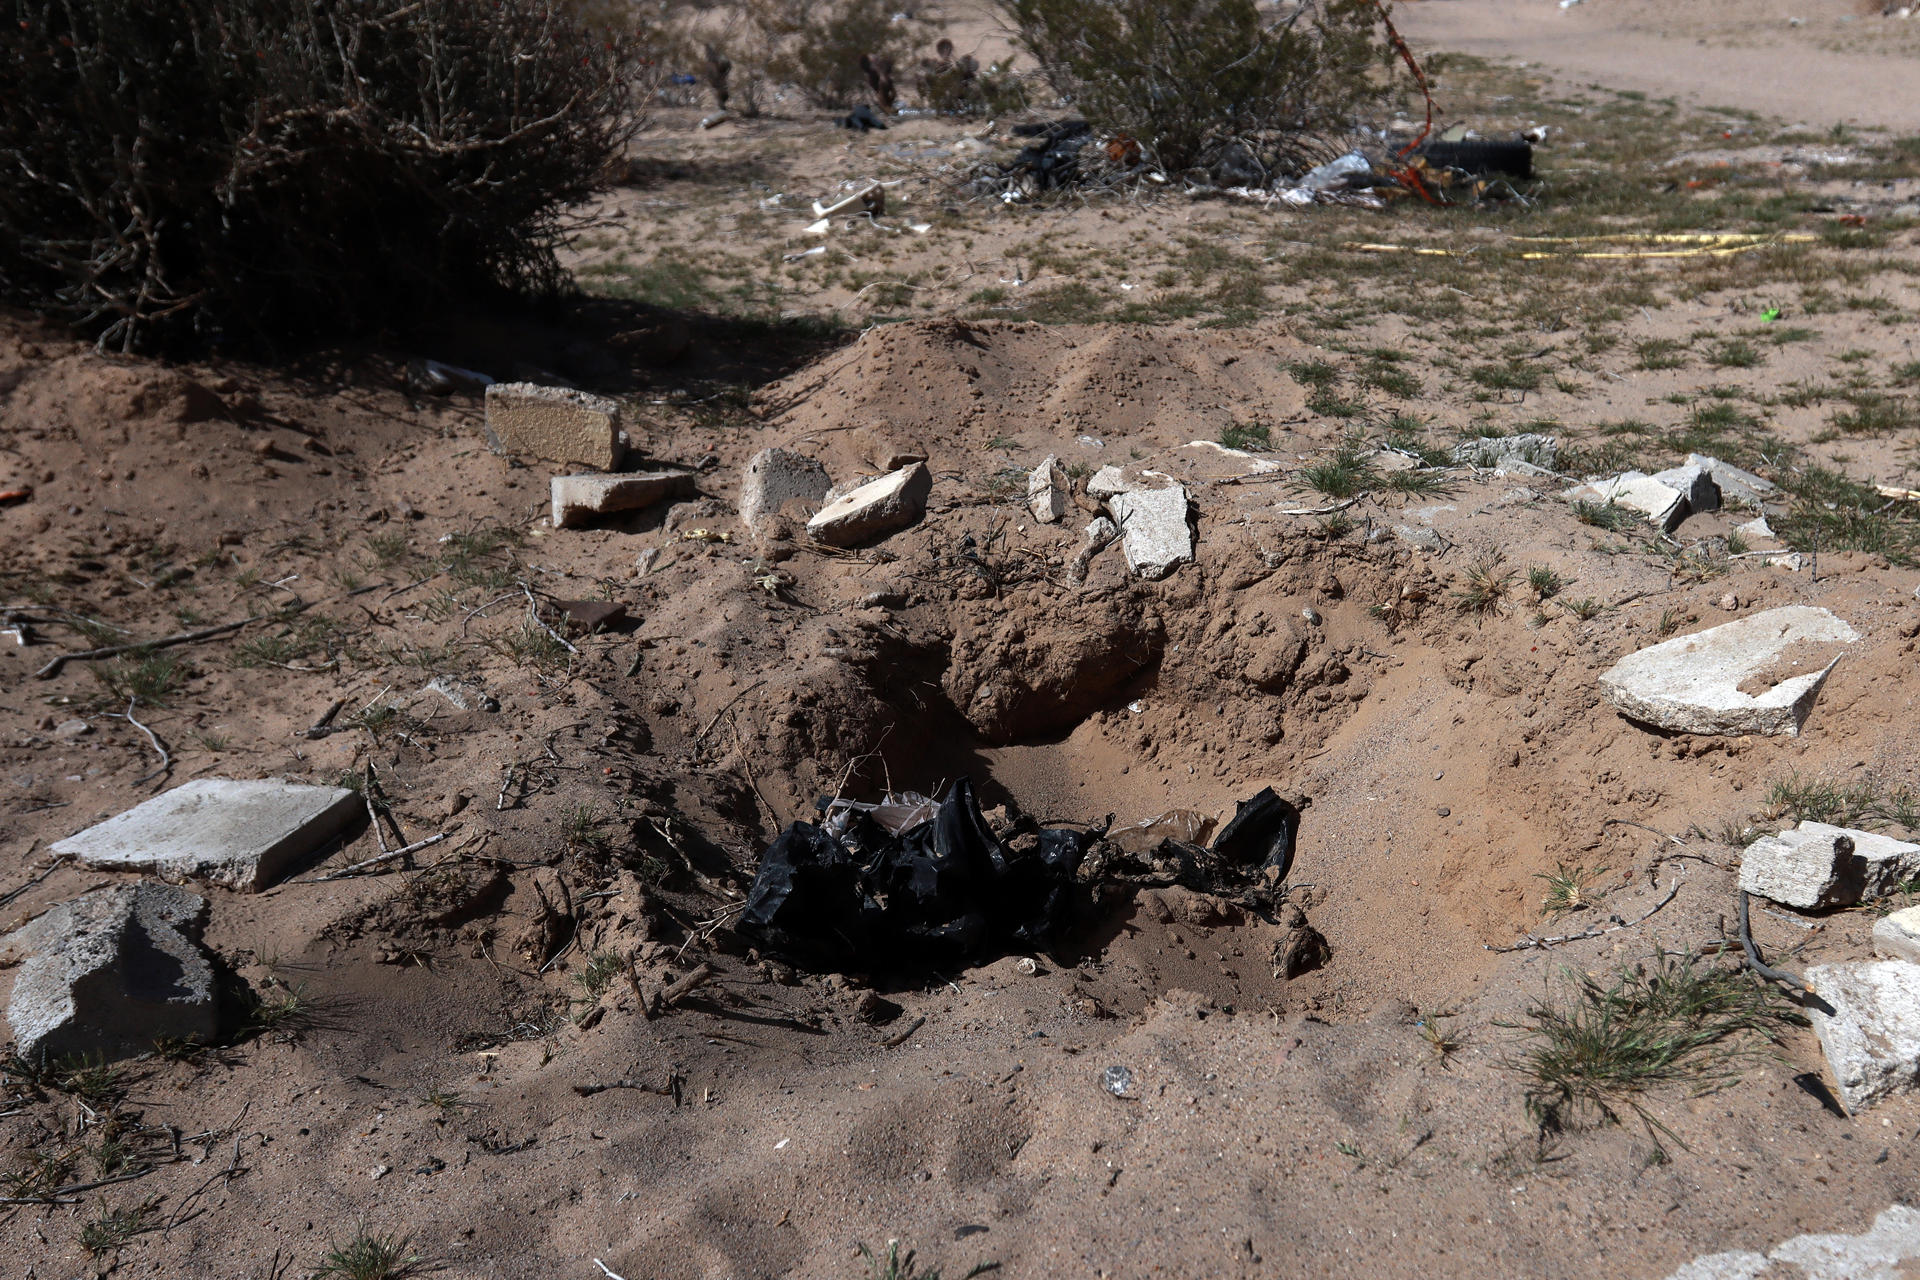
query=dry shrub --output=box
[1000,0,1391,176]
[634,0,922,114]
[0,0,642,352]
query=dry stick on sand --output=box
[1737,889,1811,995]
[1485,879,1680,953]
[33,612,284,679]
[300,832,449,882]
[693,679,768,750]
[882,1015,926,1048]
[653,962,718,1013]
[121,697,172,786]
[520,582,579,655]
[0,850,64,909]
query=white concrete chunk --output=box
[1560,471,1687,530]
[1182,440,1280,474]
[1735,515,1776,543]
[1452,433,1557,469]
[551,472,695,529]
[1108,485,1193,580]
[1652,462,1719,514]
[52,778,362,892]
[1688,454,1778,507]
[1805,960,1920,1112]
[1739,822,1920,909]
[1597,605,1859,736]
[485,383,624,471]
[806,462,931,547]
[3,883,215,1062]
[1088,465,1173,498]
[1875,906,1920,964]
[740,447,831,533]
[1027,455,1069,524]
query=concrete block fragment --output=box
[1088,465,1173,498]
[52,778,361,892]
[551,472,695,529]
[739,448,831,533]
[3,883,215,1062]
[1687,453,1778,507]
[1560,471,1687,530]
[485,383,624,471]
[1875,906,1920,964]
[1597,605,1858,736]
[1028,455,1069,524]
[1739,821,1920,909]
[1452,433,1557,469]
[1805,960,1920,1111]
[806,463,931,547]
[1734,515,1776,543]
[1652,462,1719,514]
[423,676,498,712]
[1108,485,1193,580]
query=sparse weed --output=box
[315,1228,424,1280]
[1657,607,1686,638]
[1526,566,1565,599]
[1767,773,1920,831]
[857,1238,996,1280]
[1634,338,1686,371]
[1709,339,1762,369]
[1536,862,1606,915]
[80,1199,160,1255]
[90,652,185,706]
[1572,500,1637,533]
[573,951,625,1004]
[1218,422,1271,451]
[1508,951,1804,1148]
[1560,597,1604,621]
[1452,554,1515,618]
[1294,436,1378,501]
[565,804,613,854]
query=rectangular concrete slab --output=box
[1805,960,1920,1112]
[52,778,361,892]
[1739,821,1920,909]
[551,471,695,529]
[1560,471,1687,530]
[485,382,624,471]
[1597,605,1859,736]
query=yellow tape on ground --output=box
[1347,232,1818,260]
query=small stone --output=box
[550,472,695,529]
[1597,605,1859,737]
[1735,515,1777,543]
[1740,822,1920,909]
[2,882,215,1061]
[1107,485,1192,580]
[1436,806,1451,818]
[1805,960,1920,1112]
[52,719,91,739]
[1875,907,1920,965]
[1717,592,1739,611]
[739,448,831,534]
[51,777,363,892]
[423,676,498,713]
[1027,455,1069,524]
[484,383,624,471]
[806,463,932,547]
[1102,1064,1135,1097]
[371,1164,391,1181]
[1394,524,1445,553]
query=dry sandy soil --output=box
[6,4,1920,1280]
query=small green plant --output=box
[48,1054,128,1106]
[1657,607,1685,638]
[1294,435,1379,500]
[1560,597,1604,621]
[1284,359,1340,389]
[90,652,185,706]
[1219,421,1271,451]
[1382,469,1453,496]
[1526,565,1565,599]
[80,1198,160,1255]
[440,527,523,589]
[1634,338,1687,371]
[1469,359,1542,393]
[1417,1012,1462,1068]
[565,804,613,854]
[2,1146,79,1200]
[366,533,413,566]
[1572,500,1636,532]
[1508,951,1804,1147]
[1452,553,1515,618]
[246,979,313,1039]
[573,950,625,1003]
[857,1238,997,1280]
[1767,772,1918,830]
[315,1228,424,1280]
[1709,339,1762,369]
[1536,862,1606,915]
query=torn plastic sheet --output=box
[738,781,1302,968]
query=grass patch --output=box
[1468,359,1543,393]
[1452,553,1515,618]
[1572,500,1638,533]
[1708,339,1762,369]
[80,1199,161,1255]
[316,1229,425,1280]
[89,652,185,706]
[859,1239,997,1280]
[1293,436,1379,500]
[1634,338,1687,371]
[1767,772,1919,831]
[1509,951,1804,1146]
[1218,422,1271,451]
[1526,565,1565,598]
[1537,862,1606,916]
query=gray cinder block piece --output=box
[1805,960,1920,1112]
[551,472,695,529]
[1597,605,1858,736]
[807,463,931,547]
[1875,906,1920,965]
[52,777,361,892]
[4,883,216,1063]
[739,448,831,532]
[1739,822,1920,909]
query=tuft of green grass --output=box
[1633,338,1686,371]
[564,804,613,855]
[315,1229,424,1280]
[1294,436,1379,501]
[1284,359,1340,389]
[1708,339,1762,369]
[1560,597,1604,622]
[1766,773,1919,831]
[1572,500,1637,533]
[1452,553,1515,618]
[1536,862,1606,916]
[1382,469,1454,496]
[1657,607,1686,638]
[573,950,625,1004]
[858,1239,998,1280]
[1526,565,1565,599]
[245,979,313,1039]
[80,1199,160,1255]
[1468,359,1542,393]
[1218,422,1271,452]
[440,527,523,589]
[90,652,185,706]
[1508,951,1804,1147]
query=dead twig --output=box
[520,582,578,655]
[654,962,718,1013]
[1485,880,1680,953]
[34,612,284,678]
[692,680,768,751]
[0,849,63,908]
[882,1015,926,1048]
[300,832,449,882]
[120,697,172,786]
[1737,889,1811,995]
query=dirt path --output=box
[1397,0,1920,132]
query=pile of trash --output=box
[736,778,1301,968]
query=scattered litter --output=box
[1107,810,1212,855]
[1015,956,1039,976]
[805,218,829,235]
[699,111,730,130]
[1102,1065,1136,1098]
[812,181,885,219]
[783,246,826,262]
[1598,606,1859,737]
[839,103,887,132]
[405,357,493,396]
[773,1137,791,1150]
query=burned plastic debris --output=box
[737,779,1304,969]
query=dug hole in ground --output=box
[7,13,1920,1280]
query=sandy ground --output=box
[4,5,1920,1280]
[1397,0,1920,130]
